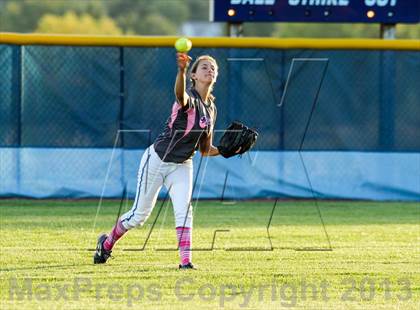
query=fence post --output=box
[379,50,395,149]
[119,47,126,194]
[11,45,22,194]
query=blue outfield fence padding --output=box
[0,148,419,201]
[0,40,419,200]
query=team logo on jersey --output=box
[199,116,209,128]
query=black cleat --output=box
[93,234,112,264]
[179,262,196,270]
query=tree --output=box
[1,0,418,38]
[36,11,122,35]
[141,14,178,35]
[149,1,189,25]
[270,22,420,39]
[243,23,277,37]
[272,23,380,38]
[105,0,189,35]
[185,0,209,21]
[0,0,106,32]
[396,24,420,39]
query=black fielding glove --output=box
[217,121,258,158]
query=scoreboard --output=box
[210,0,420,23]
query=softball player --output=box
[94,53,220,269]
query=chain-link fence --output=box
[0,43,419,199]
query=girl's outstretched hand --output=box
[177,52,192,72]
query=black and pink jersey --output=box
[153,88,217,163]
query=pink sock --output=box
[176,227,192,265]
[103,220,127,251]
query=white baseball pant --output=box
[120,145,193,230]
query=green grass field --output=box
[0,199,419,309]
